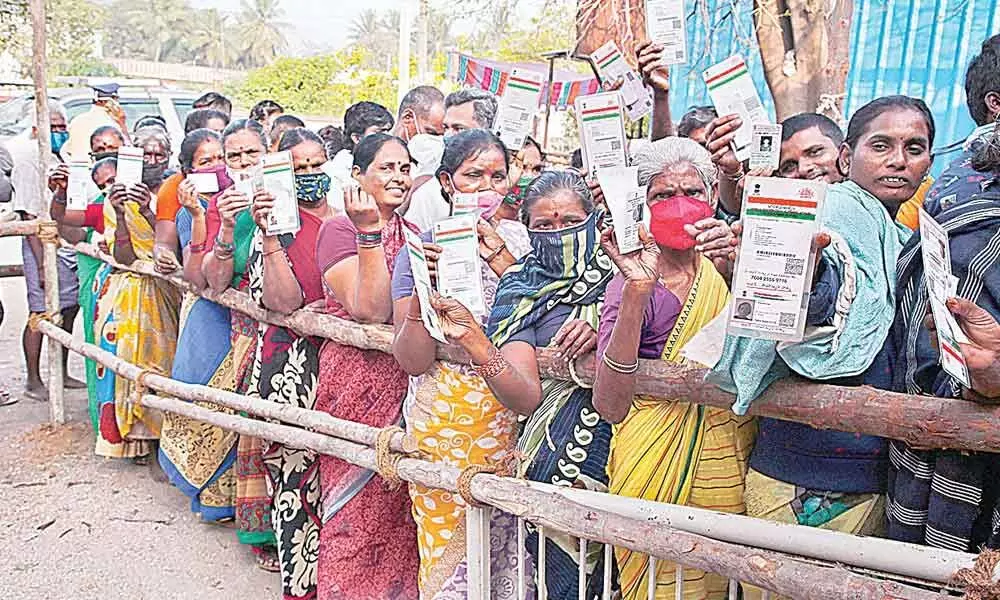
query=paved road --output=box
[0,277,277,599]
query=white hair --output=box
[25,99,67,126]
[632,136,719,208]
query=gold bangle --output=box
[405,313,423,323]
[484,242,507,264]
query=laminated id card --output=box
[575,93,628,179]
[261,151,300,236]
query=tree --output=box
[103,0,190,62]
[0,0,109,77]
[187,8,237,68]
[235,0,288,68]
[754,0,853,122]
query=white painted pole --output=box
[465,505,492,599]
[397,0,412,108]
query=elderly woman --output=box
[593,137,752,600]
[391,129,534,599]
[93,126,182,461]
[314,133,420,600]
[199,119,280,570]
[422,168,617,598]
[157,128,240,523]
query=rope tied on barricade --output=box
[131,368,160,411]
[36,220,61,245]
[27,311,63,331]
[375,425,407,490]
[953,549,1000,600]
[456,453,524,508]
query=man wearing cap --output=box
[65,83,129,162]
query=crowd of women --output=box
[30,31,1000,600]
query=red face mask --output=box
[648,196,714,250]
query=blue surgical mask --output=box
[50,131,69,154]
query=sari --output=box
[200,198,277,547]
[394,220,533,600]
[158,197,238,522]
[94,200,181,459]
[605,258,756,600]
[488,213,614,600]
[315,214,420,600]
[78,196,105,432]
[249,209,326,600]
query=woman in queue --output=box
[593,137,752,600]
[391,129,533,599]
[313,133,420,600]
[157,128,240,523]
[94,126,181,461]
[417,167,614,598]
[245,127,334,599]
[200,118,280,570]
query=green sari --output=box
[77,197,105,432]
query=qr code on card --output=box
[784,258,805,276]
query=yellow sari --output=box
[93,201,181,458]
[610,258,757,600]
[405,361,525,599]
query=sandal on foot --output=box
[254,547,281,573]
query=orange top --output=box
[155,172,183,221]
[896,176,935,231]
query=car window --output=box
[173,99,194,128]
[63,98,91,124]
[120,99,162,131]
[0,97,32,136]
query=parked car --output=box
[0,86,200,157]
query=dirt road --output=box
[0,277,277,599]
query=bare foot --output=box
[63,376,87,389]
[23,382,47,402]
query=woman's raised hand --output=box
[177,178,203,214]
[600,224,660,290]
[217,187,250,229]
[429,292,480,345]
[344,185,382,233]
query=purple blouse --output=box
[597,273,683,360]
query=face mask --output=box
[528,211,599,275]
[50,131,69,154]
[452,189,505,220]
[141,161,167,187]
[506,174,535,206]
[295,172,331,206]
[648,196,714,250]
[408,134,443,176]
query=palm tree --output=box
[349,9,382,47]
[236,0,289,69]
[187,9,237,68]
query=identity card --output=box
[728,176,826,342]
[433,214,487,318]
[749,123,782,172]
[644,0,687,65]
[494,68,543,152]
[261,151,300,236]
[918,208,971,387]
[596,166,644,254]
[403,227,447,343]
[575,92,628,179]
[590,41,653,121]
[187,172,220,195]
[703,55,769,161]
[67,161,91,211]
[116,146,144,187]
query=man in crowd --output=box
[192,91,233,117]
[6,100,85,400]
[327,101,394,212]
[394,85,445,142]
[676,105,717,147]
[65,84,128,162]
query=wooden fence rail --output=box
[68,239,1000,453]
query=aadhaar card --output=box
[433,215,487,317]
[575,92,628,179]
[919,208,971,386]
[115,146,144,187]
[233,166,263,200]
[645,0,687,66]
[728,176,826,342]
[590,41,653,121]
[67,161,91,211]
[187,172,220,194]
[494,68,543,152]
[404,227,447,343]
[261,151,300,236]
[749,123,782,172]
[596,166,644,254]
[703,55,770,161]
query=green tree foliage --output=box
[0,0,111,76]
[228,48,396,118]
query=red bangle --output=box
[189,241,207,254]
